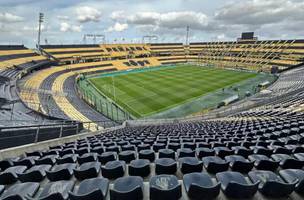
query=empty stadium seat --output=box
[216,171,259,198]
[159,149,175,159]
[0,165,27,184]
[279,169,304,195]
[18,164,52,182]
[248,154,279,171]
[74,161,101,180]
[128,159,150,177]
[69,178,109,200]
[110,176,143,200]
[77,153,98,165]
[56,154,78,164]
[38,180,75,200]
[179,157,203,174]
[225,155,254,173]
[150,175,181,200]
[138,150,155,162]
[46,163,76,181]
[183,172,220,200]
[248,170,296,197]
[101,160,125,179]
[1,182,39,200]
[118,150,136,163]
[271,154,303,169]
[155,158,177,175]
[98,152,117,164]
[202,156,229,174]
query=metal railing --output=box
[0,120,121,150]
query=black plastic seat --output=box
[98,152,117,165]
[1,182,39,200]
[155,158,177,175]
[271,154,304,169]
[294,152,304,161]
[183,142,196,150]
[232,146,253,158]
[167,143,180,151]
[150,175,181,200]
[101,160,125,179]
[202,156,229,174]
[18,164,52,182]
[248,154,279,171]
[36,155,58,165]
[159,149,175,159]
[77,153,98,165]
[178,148,195,158]
[118,150,136,163]
[91,146,104,154]
[0,165,27,184]
[138,150,155,162]
[121,144,135,151]
[183,172,220,200]
[279,169,304,194]
[214,147,233,158]
[110,176,143,200]
[225,155,254,173]
[38,180,75,200]
[0,159,14,171]
[179,157,203,174]
[137,144,150,151]
[59,149,75,157]
[25,151,42,157]
[74,162,101,180]
[69,177,109,200]
[56,154,78,164]
[46,163,76,181]
[250,146,273,157]
[75,147,89,156]
[153,143,166,152]
[248,170,296,197]
[216,171,259,198]
[13,156,38,168]
[105,145,120,153]
[128,159,150,177]
[196,148,215,159]
[270,146,292,154]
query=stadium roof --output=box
[0,0,303,46]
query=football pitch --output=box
[89,65,257,118]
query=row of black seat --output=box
[1,170,304,200]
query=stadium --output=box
[0,0,304,199]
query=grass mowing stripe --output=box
[90,65,257,117]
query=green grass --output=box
[89,65,257,118]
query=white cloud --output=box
[110,11,125,21]
[60,22,82,32]
[76,6,101,23]
[57,15,69,21]
[127,12,160,25]
[0,12,23,23]
[107,22,128,32]
[112,11,209,31]
[215,0,304,26]
[159,11,208,29]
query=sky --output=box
[0,0,303,47]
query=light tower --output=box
[37,13,44,48]
[185,25,190,45]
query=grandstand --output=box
[1,30,304,200]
